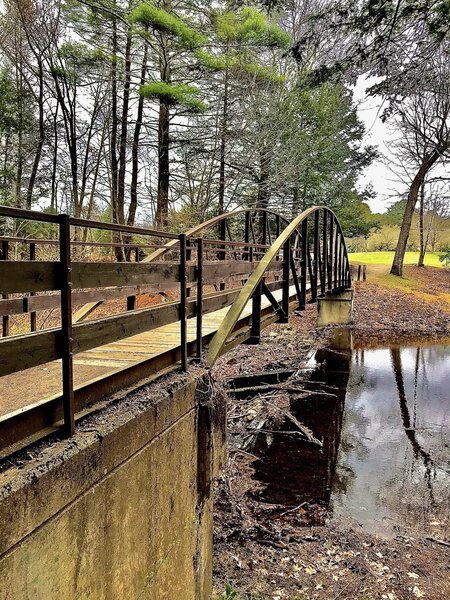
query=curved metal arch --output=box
[142,207,294,263]
[207,206,351,365]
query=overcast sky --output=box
[354,77,400,214]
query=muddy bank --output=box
[212,282,450,600]
[352,274,450,348]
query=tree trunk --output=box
[218,69,228,215]
[156,99,170,229]
[50,106,59,212]
[129,44,148,229]
[390,151,440,276]
[418,182,425,267]
[26,60,45,210]
[15,63,23,208]
[117,28,132,227]
[110,19,123,260]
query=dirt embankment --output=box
[352,266,450,348]
[212,269,450,600]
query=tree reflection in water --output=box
[249,341,450,537]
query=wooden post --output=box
[59,214,75,437]
[196,238,203,360]
[179,233,188,371]
[29,242,37,332]
[1,240,9,337]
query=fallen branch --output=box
[426,536,450,547]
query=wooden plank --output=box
[0,261,59,293]
[202,259,281,283]
[72,282,286,354]
[28,283,180,315]
[73,304,184,353]
[71,262,187,289]
[0,298,25,317]
[0,280,285,378]
[0,330,60,376]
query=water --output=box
[251,340,450,538]
[333,343,450,538]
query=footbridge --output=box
[0,204,351,458]
[0,205,352,600]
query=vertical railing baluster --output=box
[281,236,290,323]
[328,216,334,291]
[59,214,75,437]
[249,282,262,343]
[244,211,250,261]
[127,294,136,311]
[29,242,37,332]
[312,211,319,301]
[186,237,192,262]
[322,210,327,296]
[337,238,342,289]
[289,249,302,308]
[275,214,280,239]
[218,219,226,261]
[333,219,339,291]
[179,233,188,371]
[196,237,203,360]
[300,218,307,310]
[261,211,268,246]
[1,240,9,337]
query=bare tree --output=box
[388,58,450,276]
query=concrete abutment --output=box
[0,369,225,600]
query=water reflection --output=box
[251,341,450,538]
[251,349,350,525]
[332,343,450,537]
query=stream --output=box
[251,339,450,538]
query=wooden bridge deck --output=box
[0,285,298,421]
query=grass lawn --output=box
[347,251,450,307]
[348,251,443,268]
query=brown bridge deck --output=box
[0,285,298,423]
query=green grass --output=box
[348,251,443,268]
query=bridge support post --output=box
[317,289,353,328]
[1,240,9,337]
[59,214,75,437]
[196,237,203,360]
[279,237,290,323]
[179,233,188,371]
[248,282,262,344]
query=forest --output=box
[0,0,449,275]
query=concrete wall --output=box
[317,289,353,328]
[0,369,225,600]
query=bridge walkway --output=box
[0,285,298,421]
